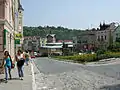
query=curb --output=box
[30,62,37,90]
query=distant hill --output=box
[23,26,83,40]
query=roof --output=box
[41,46,62,49]
[18,0,24,11]
[46,43,62,45]
[41,43,73,49]
[47,34,56,37]
[18,4,24,11]
[57,40,73,43]
[98,22,117,31]
[113,25,120,33]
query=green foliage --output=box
[108,42,120,52]
[62,48,74,56]
[23,26,83,40]
[96,49,106,55]
[55,54,97,63]
[55,52,120,63]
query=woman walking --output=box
[15,50,25,80]
[2,51,12,83]
[25,50,30,66]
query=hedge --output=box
[55,52,120,63]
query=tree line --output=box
[23,26,83,40]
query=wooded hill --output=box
[23,26,83,40]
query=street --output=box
[33,57,120,90]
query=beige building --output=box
[96,22,116,49]
[0,0,24,73]
[0,0,15,60]
[15,2,24,52]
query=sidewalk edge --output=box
[31,62,36,90]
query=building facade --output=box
[23,36,41,52]
[76,30,96,52]
[75,22,118,52]
[47,34,56,43]
[0,0,24,73]
[96,22,117,49]
[15,3,24,52]
[0,0,15,60]
[113,25,120,43]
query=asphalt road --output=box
[34,57,85,74]
[34,57,120,90]
[87,64,120,79]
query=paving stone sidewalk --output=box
[0,64,33,90]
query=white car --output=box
[34,52,37,56]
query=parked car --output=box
[36,53,41,57]
[31,56,35,58]
[34,52,37,56]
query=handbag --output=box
[11,62,15,69]
[17,58,25,67]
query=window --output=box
[77,40,81,43]
[83,40,87,43]
[105,35,106,40]
[101,36,104,41]
[116,34,118,37]
[19,21,21,24]
[98,36,100,41]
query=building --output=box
[0,0,15,62]
[113,25,120,42]
[40,37,47,47]
[0,0,15,73]
[14,1,24,52]
[76,29,96,52]
[0,0,23,74]
[47,34,56,43]
[57,40,73,43]
[40,42,73,56]
[23,36,41,51]
[96,22,117,49]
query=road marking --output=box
[31,62,37,90]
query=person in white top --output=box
[15,50,25,80]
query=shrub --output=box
[96,49,106,55]
[55,52,120,63]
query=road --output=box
[34,57,120,90]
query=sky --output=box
[21,0,120,29]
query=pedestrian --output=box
[1,51,12,83]
[15,50,25,80]
[25,50,30,66]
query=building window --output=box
[83,40,87,43]
[77,40,81,43]
[19,21,21,24]
[101,36,104,41]
[105,35,106,40]
[98,36,100,41]
[116,34,118,37]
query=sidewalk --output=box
[0,63,33,90]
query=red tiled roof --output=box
[57,40,73,42]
